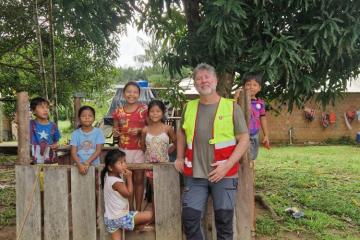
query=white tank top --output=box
[103,173,129,219]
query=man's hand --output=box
[208,161,231,183]
[174,158,184,173]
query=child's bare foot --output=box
[134,223,153,232]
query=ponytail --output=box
[101,149,126,189]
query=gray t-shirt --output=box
[181,101,248,178]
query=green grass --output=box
[256,146,360,239]
[0,155,16,225]
[0,146,359,239]
[57,120,73,144]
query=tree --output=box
[134,0,360,110]
[0,0,133,116]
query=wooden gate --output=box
[16,164,182,240]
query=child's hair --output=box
[148,99,166,123]
[77,105,95,128]
[101,149,126,189]
[243,74,262,86]
[123,81,140,93]
[30,97,49,111]
[78,105,95,118]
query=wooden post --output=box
[17,92,30,164]
[0,100,3,143]
[73,93,84,128]
[235,89,255,240]
[153,164,182,240]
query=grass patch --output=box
[0,156,16,226]
[0,154,16,165]
[0,146,359,239]
[256,215,279,235]
[256,146,360,239]
[57,120,73,144]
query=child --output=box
[101,149,153,240]
[140,100,176,220]
[141,100,176,178]
[70,106,105,174]
[112,82,147,211]
[30,97,60,165]
[235,74,270,160]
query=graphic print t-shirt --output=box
[70,128,105,165]
[30,120,60,164]
[112,104,147,149]
[249,98,266,136]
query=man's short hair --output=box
[193,63,217,79]
[30,97,49,111]
[243,74,262,85]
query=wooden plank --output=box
[236,158,255,240]
[0,101,3,143]
[44,166,69,240]
[235,89,254,240]
[71,166,96,240]
[16,165,41,240]
[153,164,182,240]
[16,92,30,164]
[73,94,83,128]
[97,167,111,240]
[204,197,216,240]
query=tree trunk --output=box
[33,0,48,99]
[48,0,58,123]
[182,0,201,35]
[217,72,235,98]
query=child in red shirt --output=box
[112,82,147,211]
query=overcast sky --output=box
[115,25,149,68]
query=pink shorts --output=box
[120,149,145,164]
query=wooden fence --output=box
[15,91,255,240]
[16,163,182,240]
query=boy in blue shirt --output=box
[30,97,61,164]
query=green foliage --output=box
[0,155,16,226]
[1,101,16,120]
[0,0,128,115]
[135,0,360,110]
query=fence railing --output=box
[16,163,182,240]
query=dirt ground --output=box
[0,225,15,240]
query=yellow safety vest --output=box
[182,98,239,176]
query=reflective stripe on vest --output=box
[182,98,238,176]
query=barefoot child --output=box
[112,82,147,211]
[140,100,176,216]
[101,149,153,240]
